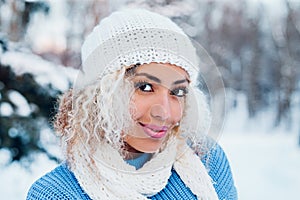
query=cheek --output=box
[170,98,185,121]
[129,95,148,120]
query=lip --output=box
[139,122,168,139]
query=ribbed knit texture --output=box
[26,144,237,200]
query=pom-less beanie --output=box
[75,9,199,90]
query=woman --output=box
[27,9,237,200]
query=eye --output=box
[170,87,188,97]
[134,81,154,92]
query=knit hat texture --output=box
[75,9,199,89]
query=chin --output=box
[130,138,164,153]
[139,147,160,153]
[134,144,162,153]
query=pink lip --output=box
[139,123,168,139]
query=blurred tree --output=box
[0,0,108,163]
[186,0,299,129]
[0,0,59,163]
[0,57,61,162]
[0,0,49,42]
[46,0,109,68]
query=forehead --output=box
[134,63,189,83]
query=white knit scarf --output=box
[69,137,218,200]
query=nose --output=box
[150,93,171,121]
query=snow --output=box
[0,148,11,165]
[26,0,68,54]
[220,94,300,200]
[7,90,31,116]
[0,153,57,199]
[1,51,78,91]
[39,127,63,160]
[220,133,300,200]
[0,102,14,116]
[0,50,78,120]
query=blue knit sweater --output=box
[27,144,237,199]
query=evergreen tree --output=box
[0,63,60,162]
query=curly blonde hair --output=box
[54,65,212,162]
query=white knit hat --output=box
[74,8,199,89]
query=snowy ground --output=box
[1,96,300,199]
[220,132,300,200]
[220,95,300,200]
[0,153,57,200]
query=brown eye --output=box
[170,87,188,97]
[134,82,153,92]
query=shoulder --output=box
[200,140,238,200]
[26,163,90,200]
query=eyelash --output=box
[170,87,189,97]
[134,81,154,92]
[134,81,188,97]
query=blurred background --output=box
[0,0,299,199]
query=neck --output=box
[122,142,146,160]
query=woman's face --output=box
[124,63,189,153]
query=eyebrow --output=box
[135,73,161,83]
[173,79,189,85]
[135,73,189,85]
